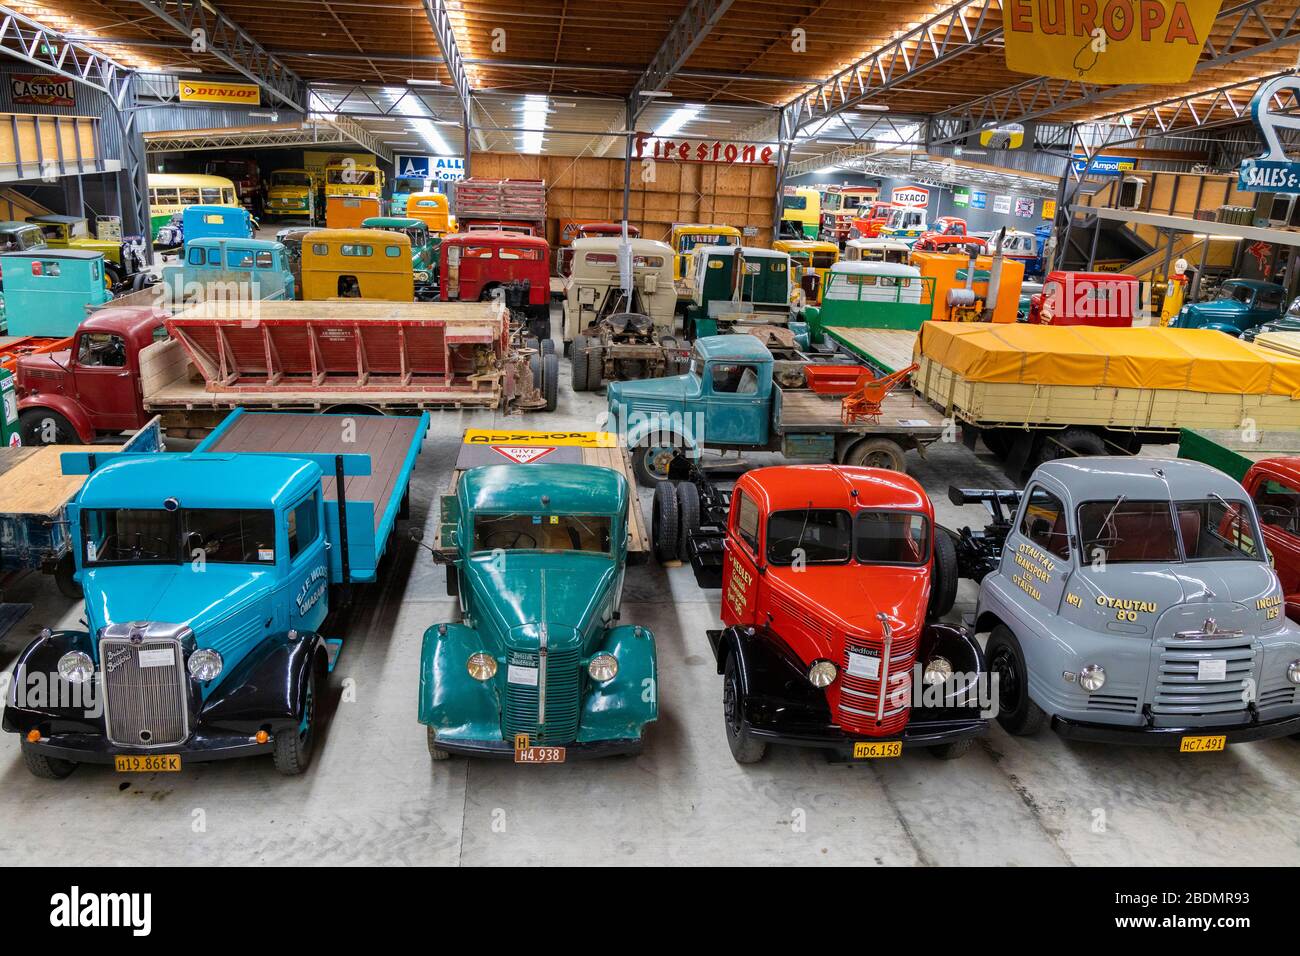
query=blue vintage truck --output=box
[159,237,296,303]
[1170,278,1288,337]
[3,409,427,778]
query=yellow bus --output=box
[147,173,239,241]
[780,186,821,239]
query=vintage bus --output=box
[146,173,239,242]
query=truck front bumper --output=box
[427,733,644,760]
[14,727,276,765]
[744,711,986,757]
[1051,711,1300,747]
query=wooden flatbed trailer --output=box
[822,326,918,375]
[434,429,649,560]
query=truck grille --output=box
[99,636,189,748]
[503,648,581,744]
[837,633,918,737]
[1152,640,1255,719]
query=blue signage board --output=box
[1070,154,1137,177]
[396,154,465,182]
[970,190,988,209]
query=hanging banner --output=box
[178,80,261,105]
[971,191,988,209]
[1042,199,1057,219]
[395,154,465,182]
[953,187,971,208]
[10,74,75,106]
[1015,197,1036,218]
[1237,74,1300,193]
[1003,0,1223,85]
[1070,153,1138,176]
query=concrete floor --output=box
[3,307,1300,866]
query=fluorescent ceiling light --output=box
[816,166,842,174]
[407,79,443,87]
[408,119,452,154]
[520,94,548,154]
[854,104,889,112]
[639,90,672,98]
[654,106,700,138]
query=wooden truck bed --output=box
[0,443,117,518]
[825,327,918,375]
[775,386,945,435]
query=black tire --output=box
[427,726,452,761]
[651,481,680,564]
[103,262,124,290]
[676,481,701,563]
[528,352,542,396]
[531,308,552,343]
[1036,427,1105,466]
[522,335,540,354]
[22,745,76,779]
[981,428,1015,459]
[631,438,680,487]
[571,334,592,391]
[54,553,82,600]
[929,738,973,760]
[841,437,906,471]
[273,664,318,775]
[20,408,79,446]
[722,653,766,764]
[541,352,559,412]
[539,336,555,356]
[928,528,958,619]
[986,625,1046,736]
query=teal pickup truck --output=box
[1170,278,1287,337]
[607,333,945,484]
[418,431,657,761]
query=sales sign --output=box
[891,186,931,208]
[1042,199,1057,220]
[953,187,970,208]
[1003,0,1222,85]
[971,191,988,209]
[1015,197,1035,218]
[1237,74,1300,194]
[178,80,260,105]
[10,74,74,106]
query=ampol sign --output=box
[890,186,930,208]
[1237,74,1300,194]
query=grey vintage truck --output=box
[956,457,1300,750]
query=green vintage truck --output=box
[418,430,657,762]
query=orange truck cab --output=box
[1028,271,1139,327]
[680,463,988,763]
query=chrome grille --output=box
[100,636,189,748]
[1153,640,1255,718]
[837,636,917,736]
[503,648,581,744]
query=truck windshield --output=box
[1176,498,1260,561]
[82,508,277,566]
[767,509,851,565]
[472,513,612,554]
[1077,499,1261,563]
[855,511,930,565]
[272,172,311,187]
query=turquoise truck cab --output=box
[4,409,427,779]
[1171,279,1287,337]
[163,237,296,303]
[0,249,113,337]
[420,462,657,760]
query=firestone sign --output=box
[10,74,75,106]
[1237,74,1300,194]
[633,132,775,166]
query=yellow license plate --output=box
[514,746,566,764]
[1179,735,1227,753]
[114,754,181,773]
[852,741,902,759]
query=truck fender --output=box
[1,629,97,733]
[1204,323,1243,337]
[418,622,501,730]
[918,622,985,706]
[580,624,658,739]
[713,625,828,725]
[625,416,698,456]
[17,395,97,443]
[199,630,327,732]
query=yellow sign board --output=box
[1042,199,1057,220]
[177,80,260,105]
[463,430,618,447]
[1003,0,1223,85]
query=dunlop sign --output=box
[1003,0,1223,85]
[178,81,261,105]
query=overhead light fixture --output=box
[159,66,201,74]
[520,93,548,154]
[248,111,280,122]
[816,166,842,174]
[407,79,444,87]
[639,90,673,98]
[408,119,452,154]
[855,104,889,112]
[653,106,700,138]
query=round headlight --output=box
[922,656,954,685]
[808,659,838,688]
[187,648,223,682]
[57,651,94,684]
[588,653,618,682]
[1288,660,1300,685]
[467,652,497,681]
[1079,663,1106,692]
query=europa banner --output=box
[1002,0,1223,85]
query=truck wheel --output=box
[22,745,77,780]
[651,481,680,564]
[676,480,701,563]
[541,352,559,412]
[427,726,452,761]
[54,553,82,600]
[981,428,1015,459]
[632,442,681,486]
[929,739,972,760]
[723,653,766,764]
[842,437,905,471]
[986,625,1046,736]
[928,528,958,619]
[1036,427,1105,466]
[273,666,318,775]
[20,409,79,446]
[571,334,592,391]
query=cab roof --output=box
[443,230,547,247]
[308,227,410,245]
[362,216,425,228]
[0,220,39,232]
[739,465,930,514]
[79,306,168,337]
[0,248,100,260]
[459,463,626,514]
[1035,457,1249,502]
[186,237,283,251]
[833,261,920,278]
[692,334,771,362]
[77,453,320,511]
[1222,278,1286,293]
[571,236,673,257]
[28,214,84,224]
[694,244,786,259]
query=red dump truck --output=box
[15,299,553,444]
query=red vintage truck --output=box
[439,230,553,341]
[1027,271,1139,327]
[848,201,895,241]
[911,217,986,253]
[660,460,987,763]
[15,298,550,444]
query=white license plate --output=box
[1197,659,1227,681]
[846,651,880,680]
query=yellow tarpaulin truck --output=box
[910,322,1300,475]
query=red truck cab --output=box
[705,464,986,763]
[439,231,552,338]
[16,307,164,444]
[849,201,895,240]
[1244,458,1300,623]
[1028,270,1139,327]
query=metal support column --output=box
[621,99,633,223]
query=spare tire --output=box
[571,334,592,391]
[541,352,559,412]
[928,528,959,619]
